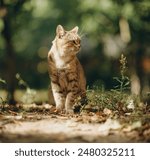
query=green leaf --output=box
[0,78,6,84]
[113,77,122,83]
[124,81,130,86]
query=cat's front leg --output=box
[65,92,77,114]
[52,90,65,112]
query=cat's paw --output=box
[66,109,74,114]
[55,106,64,114]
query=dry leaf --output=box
[99,118,121,136]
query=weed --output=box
[16,73,36,104]
[113,54,130,93]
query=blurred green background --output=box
[0,0,150,103]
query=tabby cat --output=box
[48,25,86,114]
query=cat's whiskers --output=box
[79,27,87,39]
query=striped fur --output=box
[48,25,86,113]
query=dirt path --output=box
[0,104,150,142]
[0,114,131,142]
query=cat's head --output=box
[53,25,81,56]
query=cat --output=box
[48,25,86,114]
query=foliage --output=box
[0,78,6,84]
[16,73,36,104]
[85,54,140,113]
[113,54,130,93]
[86,89,137,112]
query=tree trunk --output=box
[1,0,16,104]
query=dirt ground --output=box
[0,104,150,143]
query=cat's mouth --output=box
[71,45,81,52]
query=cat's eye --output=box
[59,34,64,39]
[72,39,80,45]
[72,40,76,44]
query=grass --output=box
[86,88,141,112]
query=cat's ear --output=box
[56,25,65,38]
[71,26,79,34]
